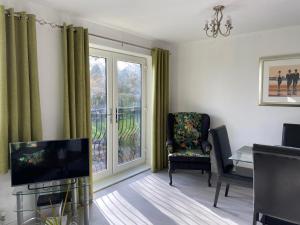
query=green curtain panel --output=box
[151,48,170,172]
[0,6,42,173]
[62,24,93,200]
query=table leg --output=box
[83,177,89,225]
[71,180,78,218]
[16,192,23,225]
[34,192,40,225]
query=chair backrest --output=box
[253,144,300,224]
[167,112,210,149]
[210,125,233,175]
[282,123,300,148]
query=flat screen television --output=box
[10,138,90,186]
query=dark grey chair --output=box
[260,215,298,225]
[253,144,300,225]
[282,123,300,148]
[210,125,252,207]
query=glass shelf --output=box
[13,181,89,196]
[13,178,90,225]
[14,202,85,213]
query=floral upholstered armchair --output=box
[167,112,212,186]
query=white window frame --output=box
[89,47,148,181]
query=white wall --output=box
[171,26,300,151]
[0,1,171,224]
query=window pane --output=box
[90,56,107,173]
[117,61,142,164]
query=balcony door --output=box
[90,48,146,180]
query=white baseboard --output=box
[93,164,150,193]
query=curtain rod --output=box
[4,10,63,28]
[4,10,153,51]
[88,33,152,51]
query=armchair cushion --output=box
[168,149,210,163]
[173,112,203,150]
[169,149,209,158]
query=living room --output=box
[0,0,300,225]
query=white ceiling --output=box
[30,0,300,43]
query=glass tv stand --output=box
[12,177,90,225]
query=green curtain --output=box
[62,24,93,200]
[0,6,42,173]
[151,48,169,172]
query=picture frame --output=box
[259,54,300,106]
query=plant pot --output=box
[45,215,68,225]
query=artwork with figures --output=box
[259,54,300,106]
[269,65,300,97]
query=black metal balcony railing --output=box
[91,107,141,173]
[91,108,107,173]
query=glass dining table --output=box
[229,145,253,164]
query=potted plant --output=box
[38,185,75,225]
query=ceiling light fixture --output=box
[204,5,233,38]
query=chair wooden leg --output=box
[168,165,173,186]
[213,180,222,207]
[208,171,212,187]
[225,184,230,197]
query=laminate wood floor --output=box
[89,170,255,225]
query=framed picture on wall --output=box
[259,54,300,106]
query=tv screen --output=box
[10,138,90,186]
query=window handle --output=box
[115,108,118,123]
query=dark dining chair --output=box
[210,125,252,207]
[260,215,298,225]
[253,144,300,225]
[282,123,300,148]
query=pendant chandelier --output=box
[204,5,233,38]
